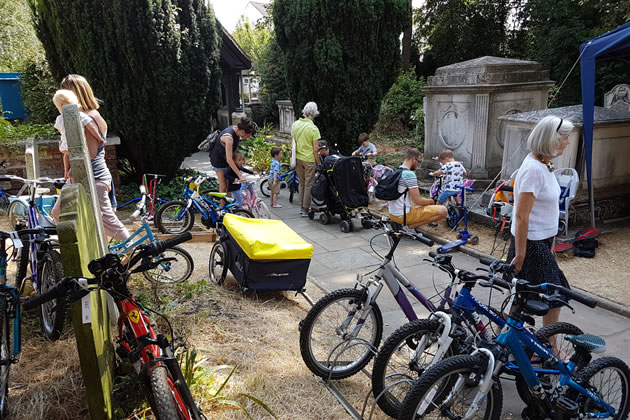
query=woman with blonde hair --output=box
[508,115,573,329]
[53,74,129,241]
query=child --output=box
[269,146,283,208]
[52,89,104,183]
[225,151,254,206]
[429,149,467,205]
[351,133,377,163]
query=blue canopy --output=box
[580,22,630,227]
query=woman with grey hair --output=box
[507,115,573,333]
[291,101,321,216]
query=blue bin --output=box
[0,73,27,120]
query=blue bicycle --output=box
[259,163,299,203]
[154,175,253,234]
[109,186,194,283]
[398,276,630,419]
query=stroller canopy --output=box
[328,156,369,209]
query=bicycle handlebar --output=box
[454,184,475,192]
[543,283,597,308]
[0,227,57,240]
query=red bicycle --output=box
[24,233,204,420]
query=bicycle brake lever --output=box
[478,280,505,294]
[544,295,575,314]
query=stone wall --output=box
[0,138,121,193]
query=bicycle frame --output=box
[174,177,237,224]
[109,223,156,256]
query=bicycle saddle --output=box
[205,192,227,198]
[565,334,606,354]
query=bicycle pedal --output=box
[554,396,579,415]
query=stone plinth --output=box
[276,100,295,136]
[422,56,554,179]
[499,105,630,191]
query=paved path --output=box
[182,153,630,418]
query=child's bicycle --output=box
[235,180,271,219]
[109,185,194,283]
[259,163,300,203]
[116,173,168,222]
[24,233,205,420]
[398,276,629,420]
[155,176,253,234]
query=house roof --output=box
[249,2,268,17]
[220,25,251,72]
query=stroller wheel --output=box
[308,210,315,220]
[471,235,479,245]
[319,212,331,225]
[340,220,351,233]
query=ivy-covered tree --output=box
[273,0,409,153]
[29,0,222,179]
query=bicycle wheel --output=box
[38,250,66,341]
[209,242,228,285]
[230,207,254,218]
[566,357,630,420]
[143,246,194,284]
[299,288,383,379]
[8,201,28,229]
[515,321,584,405]
[0,194,10,216]
[399,355,502,420]
[259,179,271,197]
[289,183,296,203]
[254,199,271,219]
[149,365,189,420]
[155,201,195,234]
[15,239,29,292]
[0,298,10,417]
[372,318,454,418]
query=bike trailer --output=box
[222,214,313,291]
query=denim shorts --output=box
[213,167,228,173]
[438,190,459,203]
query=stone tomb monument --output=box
[421,56,554,179]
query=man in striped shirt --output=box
[388,148,447,228]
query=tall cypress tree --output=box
[29,0,222,179]
[273,0,408,153]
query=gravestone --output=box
[422,56,554,179]
[276,100,295,137]
[604,84,630,111]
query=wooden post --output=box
[24,140,39,179]
[57,184,114,420]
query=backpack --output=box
[198,130,220,153]
[375,168,407,201]
[574,237,598,258]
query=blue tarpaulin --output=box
[0,73,27,120]
[580,22,630,227]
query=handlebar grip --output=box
[415,234,434,247]
[22,278,72,311]
[491,277,512,290]
[479,257,496,266]
[151,232,192,255]
[556,286,598,308]
[429,251,438,258]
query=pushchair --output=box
[209,214,313,294]
[309,155,376,233]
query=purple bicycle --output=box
[298,217,452,380]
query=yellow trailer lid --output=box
[223,214,313,260]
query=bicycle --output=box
[235,180,271,219]
[398,277,630,420]
[6,176,61,229]
[23,232,205,420]
[109,185,194,284]
[299,217,440,380]
[259,163,299,203]
[371,254,584,418]
[154,175,253,234]
[116,173,168,222]
[10,176,67,341]
[0,226,57,416]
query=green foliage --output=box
[414,0,511,78]
[19,55,58,123]
[242,132,290,172]
[0,118,57,141]
[232,15,272,69]
[0,0,45,72]
[273,0,409,154]
[380,70,425,130]
[30,0,222,180]
[258,37,289,123]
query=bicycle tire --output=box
[565,357,630,420]
[289,183,296,203]
[515,321,584,405]
[254,200,271,219]
[259,179,271,197]
[0,297,10,417]
[149,365,186,420]
[209,242,228,285]
[0,194,9,216]
[15,239,29,292]
[155,201,195,234]
[399,354,502,420]
[231,208,254,218]
[299,288,383,380]
[372,318,452,418]
[142,246,194,284]
[38,250,66,341]
[7,201,28,229]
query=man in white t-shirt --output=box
[387,148,447,228]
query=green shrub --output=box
[19,55,58,124]
[380,69,426,130]
[242,130,290,172]
[0,118,57,141]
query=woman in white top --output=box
[508,115,573,328]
